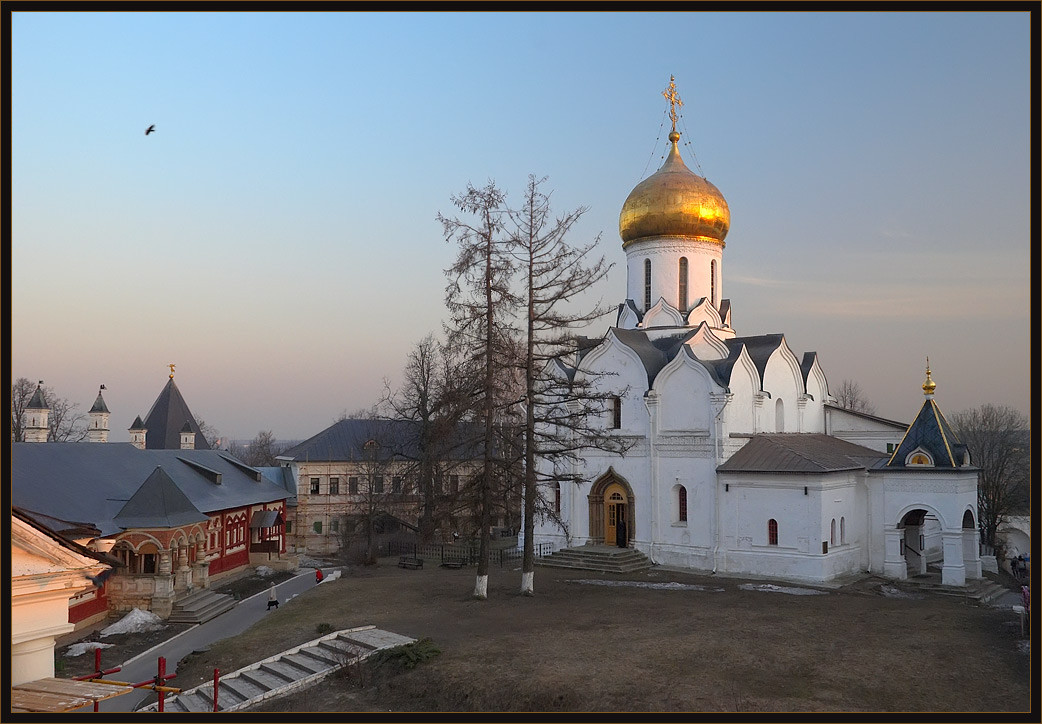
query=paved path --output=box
[78,568,333,713]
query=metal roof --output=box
[280,418,479,463]
[12,443,288,536]
[142,378,211,450]
[718,434,887,474]
[112,466,210,529]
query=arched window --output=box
[644,259,652,309]
[768,519,778,546]
[611,396,622,429]
[840,516,846,544]
[775,398,785,432]
[830,518,837,546]
[554,482,561,515]
[678,486,688,522]
[678,257,688,310]
[710,260,717,305]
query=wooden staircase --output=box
[535,544,652,574]
[167,590,237,624]
[138,626,415,712]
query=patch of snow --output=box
[64,642,114,657]
[100,607,166,637]
[739,583,827,596]
[571,579,724,592]
[879,585,922,599]
[1016,640,1030,654]
[255,566,276,577]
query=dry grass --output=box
[163,558,1031,714]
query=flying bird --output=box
[145,124,156,135]
[86,568,115,587]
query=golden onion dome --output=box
[620,131,730,247]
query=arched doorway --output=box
[588,469,634,547]
[898,509,931,577]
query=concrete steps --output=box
[902,566,1011,605]
[167,590,237,624]
[535,544,652,574]
[138,626,415,712]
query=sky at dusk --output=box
[10,10,1033,443]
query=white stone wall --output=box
[625,238,723,314]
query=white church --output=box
[532,80,982,587]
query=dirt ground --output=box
[144,558,1034,714]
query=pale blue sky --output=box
[10,10,1033,442]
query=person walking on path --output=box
[267,582,279,610]
[315,568,324,584]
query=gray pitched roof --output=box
[255,466,298,505]
[143,378,211,450]
[280,418,479,463]
[12,443,288,536]
[129,415,146,430]
[113,466,210,529]
[89,390,110,414]
[27,385,48,410]
[718,434,887,473]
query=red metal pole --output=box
[93,647,102,710]
[157,656,166,712]
[213,668,220,712]
[73,665,121,681]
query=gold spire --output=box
[662,75,683,135]
[922,357,936,397]
[169,363,176,379]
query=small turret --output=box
[180,421,196,450]
[88,385,111,443]
[23,381,50,443]
[129,415,148,450]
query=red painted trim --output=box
[70,588,108,623]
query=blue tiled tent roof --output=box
[886,399,969,468]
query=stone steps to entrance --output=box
[137,626,415,712]
[166,590,237,624]
[901,567,1010,605]
[536,545,652,574]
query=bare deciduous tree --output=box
[507,175,622,596]
[231,430,288,467]
[832,379,877,415]
[440,180,519,600]
[381,334,474,543]
[949,404,1030,550]
[10,378,88,442]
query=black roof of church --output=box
[143,378,211,450]
[886,398,970,469]
[718,434,887,473]
[12,443,288,536]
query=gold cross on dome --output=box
[663,75,683,133]
[169,363,176,379]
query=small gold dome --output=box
[619,132,730,247]
[922,359,936,396]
